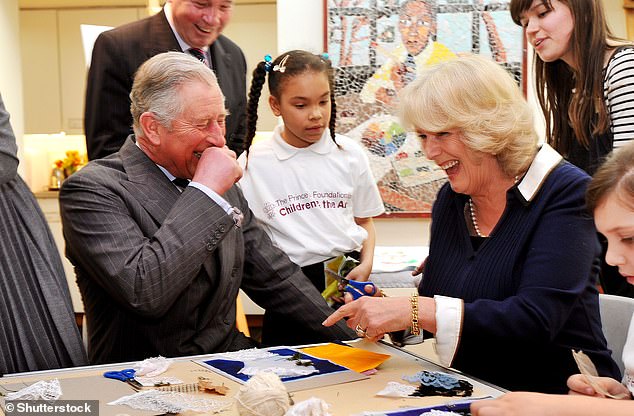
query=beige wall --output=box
[20,7,146,136]
[605,0,627,39]
[223,2,278,131]
[0,0,24,176]
[375,217,430,246]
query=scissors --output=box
[103,368,143,390]
[325,268,377,300]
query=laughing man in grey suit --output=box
[61,52,354,365]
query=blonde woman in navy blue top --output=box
[324,54,619,393]
[471,143,634,416]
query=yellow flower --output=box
[60,150,87,176]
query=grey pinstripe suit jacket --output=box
[60,137,353,364]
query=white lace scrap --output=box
[134,375,184,387]
[420,410,463,416]
[375,381,417,398]
[108,390,230,413]
[213,348,277,361]
[133,356,173,377]
[239,355,318,378]
[5,379,62,401]
[284,397,331,415]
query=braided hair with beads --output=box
[243,50,339,164]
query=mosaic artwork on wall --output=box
[326,0,524,215]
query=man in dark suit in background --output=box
[85,0,246,160]
[61,52,354,364]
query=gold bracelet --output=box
[410,292,420,336]
[379,289,387,297]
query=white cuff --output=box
[433,295,463,367]
[189,181,233,215]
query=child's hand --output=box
[567,374,631,399]
[344,263,371,282]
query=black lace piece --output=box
[407,370,474,397]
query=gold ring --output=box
[355,324,367,337]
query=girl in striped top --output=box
[511,0,634,298]
[510,0,634,175]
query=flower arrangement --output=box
[55,150,86,177]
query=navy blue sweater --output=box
[420,159,620,393]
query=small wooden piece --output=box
[198,377,229,395]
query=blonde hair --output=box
[399,54,538,177]
[130,51,222,137]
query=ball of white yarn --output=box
[235,371,291,416]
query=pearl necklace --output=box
[468,175,520,238]
[468,198,486,237]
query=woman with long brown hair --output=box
[511,0,634,297]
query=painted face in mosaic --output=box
[594,192,634,285]
[417,129,496,196]
[269,70,331,149]
[398,1,436,56]
[519,0,575,67]
[170,0,233,49]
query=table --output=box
[0,340,505,416]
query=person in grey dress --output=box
[0,93,87,374]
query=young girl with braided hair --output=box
[237,50,385,346]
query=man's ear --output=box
[139,112,162,146]
[268,95,281,117]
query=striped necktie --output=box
[172,177,190,189]
[188,48,208,66]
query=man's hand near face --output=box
[193,146,242,195]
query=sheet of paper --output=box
[360,399,476,415]
[372,246,428,273]
[195,346,367,393]
[301,343,391,373]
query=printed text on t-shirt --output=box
[262,191,352,219]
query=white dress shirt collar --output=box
[515,143,564,203]
[271,124,335,161]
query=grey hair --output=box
[130,51,222,137]
[399,53,538,178]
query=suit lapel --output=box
[209,38,232,84]
[147,10,182,57]
[119,138,181,225]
